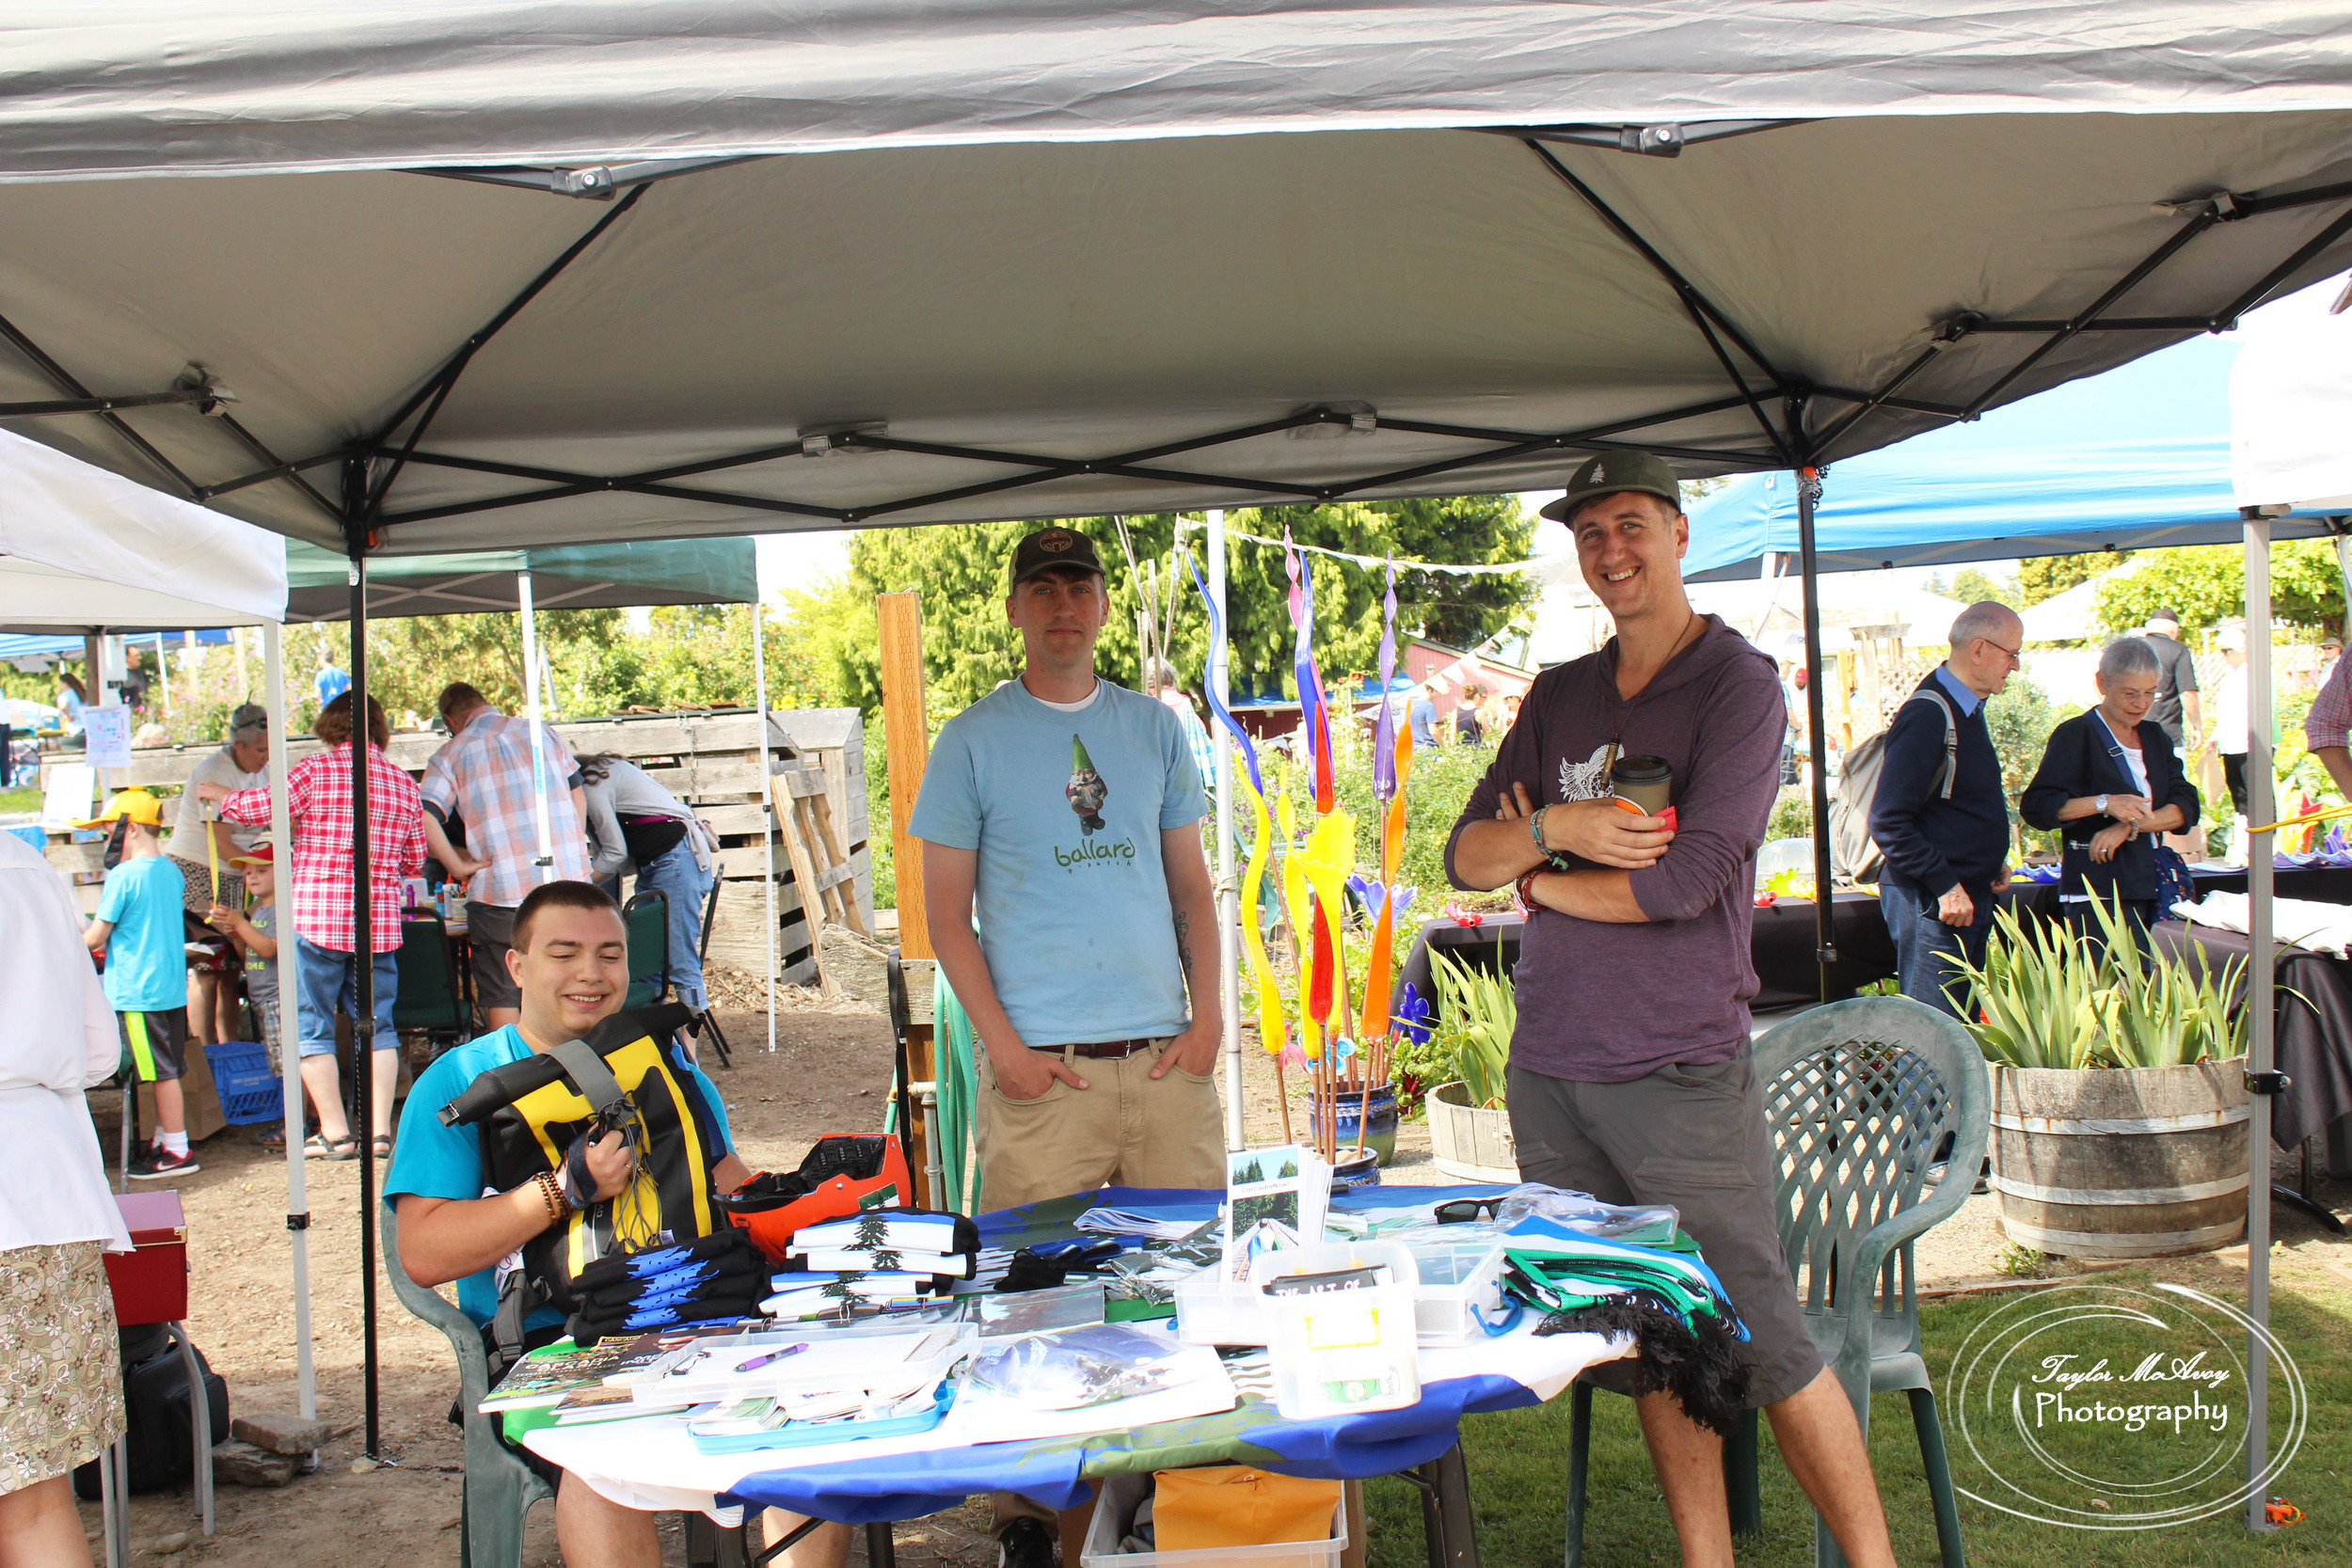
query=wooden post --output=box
[877,594,937,1193]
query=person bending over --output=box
[388,881,845,1568]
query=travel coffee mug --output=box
[1611,753,1673,816]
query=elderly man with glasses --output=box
[1869,600,2024,1019]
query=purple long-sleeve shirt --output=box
[1444,616,1786,1082]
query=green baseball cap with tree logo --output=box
[1539,451,1682,524]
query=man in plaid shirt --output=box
[2305,653,2352,799]
[206,691,425,1159]
[423,683,593,1027]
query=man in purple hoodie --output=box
[1447,452,1897,1568]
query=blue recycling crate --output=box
[201,1040,282,1127]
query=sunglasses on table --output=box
[1434,1197,1506,1225]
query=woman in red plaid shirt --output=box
[204,692,425,1160]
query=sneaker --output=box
[128,1146,200,1180]
[995,1517,1057,1568]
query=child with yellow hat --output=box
[77,790,198,1178]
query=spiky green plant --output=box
[1428,949,1515,1109]
[1949,892,2253,1069]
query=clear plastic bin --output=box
[1080,1471,1345,1568]
[1254,1242,1421,1420]
[1173,1274,1271,1347]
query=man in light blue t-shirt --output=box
[912,525,1223,1564]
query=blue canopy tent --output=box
[1681,334,2345,583]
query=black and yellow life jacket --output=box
[438,1004,728,1339]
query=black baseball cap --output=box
[1009,527,1106,590]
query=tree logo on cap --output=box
[1040,530,1075,552]
[1590,458,1607,483]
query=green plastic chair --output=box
[393,912,469,1057]
[1562,995,1984,1568]
[622,891,671,1010]
[380,1199,554,1568]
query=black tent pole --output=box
[342,456,380,1460]
[1796,467,1836,1003]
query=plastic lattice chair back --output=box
[1750,996,1990,1402]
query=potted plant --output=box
[1422,949,1519,1181]
[1950,895,2253,1259]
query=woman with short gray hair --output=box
[2021,635,2202,951]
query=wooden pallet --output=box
[44,705,870,990]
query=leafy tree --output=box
[2018,550,2127,606]
[820,498,1537,714]
[1983,673,2056,859]
[2095,540,2344,636]
[1947,567,2019,608]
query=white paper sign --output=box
[41,761,96,830]
[83,705,132,769]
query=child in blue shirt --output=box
[80,790,197,1179]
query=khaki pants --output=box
[975,1038,1225,1210]
[981,1037,1222,1529]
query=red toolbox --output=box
[102,1191,188,1326]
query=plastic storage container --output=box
[1080,1471,1345,1568]
[1173,1274,1271,1348]
[1405,1241,1508,1345]
[200,1041,283,1127]
[1253,1241,1421,1420]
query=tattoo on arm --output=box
[1173,909,1194,981]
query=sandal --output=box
[305,1134,358,1161]
[257,1126,287,1152]
[372,1135,393,1161]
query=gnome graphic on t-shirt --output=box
[1065,734,1108,835]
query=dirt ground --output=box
[73,990,2352,1567]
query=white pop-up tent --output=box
[0,426,315,1425]
[7,2,2352,1513]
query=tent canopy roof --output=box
[283,538,757,621]
[1677,332,2350,583]
[0,427,286,631]
[4,8,2352,558]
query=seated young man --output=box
[388,880,845,1568]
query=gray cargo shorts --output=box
[1506,1057,1824,1409]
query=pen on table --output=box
[733,1343,811,1372]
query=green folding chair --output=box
[622,891,670,1010]
[380,1199,552,1568]
[1563,996,1984,1568]
[394,912,469,1058]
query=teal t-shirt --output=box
[385,1025,736,1328]
[96,854,188,1011]
[908,678,1206,1044]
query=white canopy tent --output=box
[0,426,315,1425]
[6,2,2351,1514]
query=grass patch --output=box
[0,785,40,816]
[1365,1280,2351,1566]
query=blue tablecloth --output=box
[532,1183,1625,1523]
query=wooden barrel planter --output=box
[1427,1081,1519,1182]
[1989,1057,2249,1259]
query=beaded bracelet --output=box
[1528,802,1573,871]
[1516,867,1546,911]
[532,1169,568,1227]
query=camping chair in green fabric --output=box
[622,890,670,1010]
[380,1199,553,1568]
[1563,996,1985,1568]
[393,912,469,1059]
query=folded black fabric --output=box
[573,1228,757,1292]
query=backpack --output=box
[437,1003,728,1366]
[1827,689,1958,885]
[72,1325,230,1498]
